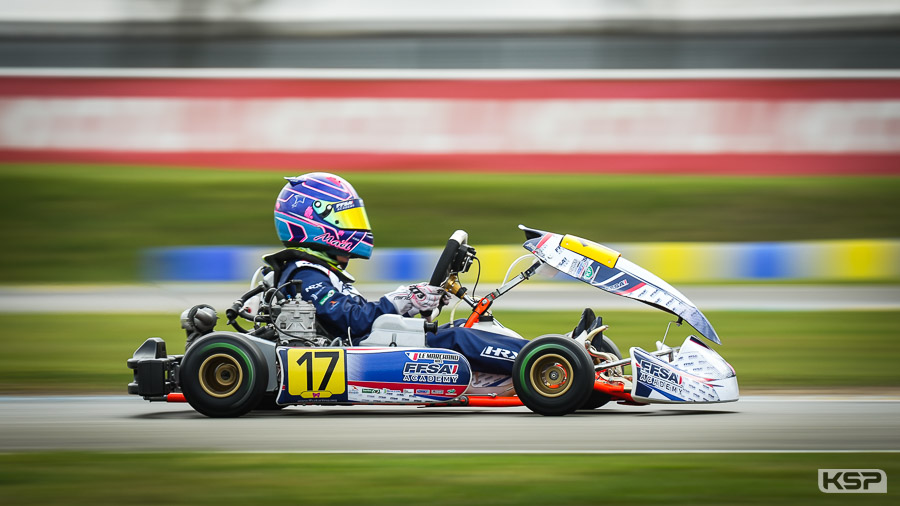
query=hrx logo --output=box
[480,346,518,362]
[818,469,886,493]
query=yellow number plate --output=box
[286,348,347,399]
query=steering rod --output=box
[444,276,478,309]
[462,261,541,328]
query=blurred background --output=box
[1,0,898,287]
[2,0,900,69]
[0,1,899,502]
[0,0,897,365]
[0,0,898,384]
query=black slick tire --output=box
[512,335,595,416]
[180,333,268,418]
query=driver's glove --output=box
[386,283,448,318]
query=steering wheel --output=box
[429,230,469,287]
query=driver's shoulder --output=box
[288,261,335,284]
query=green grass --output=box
[0,452,897,505]
[1,311,897,393]
[2,163,899,283]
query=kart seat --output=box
[572,308,614,353]
[572,307,601,339]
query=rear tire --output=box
[513,335,594,416]
[180,333,268,418]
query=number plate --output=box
[286,348,346,399]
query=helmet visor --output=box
[316,198,372,231]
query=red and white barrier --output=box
[1,71,898,174]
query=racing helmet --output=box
[274,173,373,259]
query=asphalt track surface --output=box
[1,284,898,313]
[1,395,898,453]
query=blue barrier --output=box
[144,246,245,282]
[742,242,791,280]
[144,239,900,283]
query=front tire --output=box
[180,333,268,418]
[513,335,594,416]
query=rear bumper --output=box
[126,337,182,400]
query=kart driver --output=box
[266,172,528,375]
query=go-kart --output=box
[127,225,738,417]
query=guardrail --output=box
[144,239,900,283]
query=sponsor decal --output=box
[431,389,444,394]
[403,363,459,375]
[304,282,325,293]
[334,200,357,212]
[319,289,336,303]
[608,279,628,291]
[637,357,685,397]
[416,389,430,395]
[361,388,379,394]
[313,232,356,252]
[480,346,518,362]
[403,362,460,383]
[405,352,459,363]
[819,469,887,494]
[447,388,457,395]
[583,265,594,280]
[570,257,591,277]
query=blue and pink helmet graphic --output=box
[274,173,374,259]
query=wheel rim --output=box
[528,353,573,397]
[199,353,243,398]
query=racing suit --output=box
[267,249,527,375]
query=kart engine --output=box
[272,298,320,344]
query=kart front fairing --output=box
[520,225,721,344]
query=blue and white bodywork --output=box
[631,337,739,403]
[520,225,738,404]
[275,347,472,405]
[521,225,720,344]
